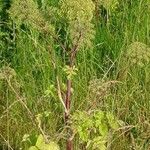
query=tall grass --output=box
[0,0,150,149]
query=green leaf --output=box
[63,65,78,80]
[92,136,107,150]
[36,134,45,148]
[98,144,107,150]
[94,111,105,121]
[28,146,38,150]
[47,142,60,150]
[94,111,108,136]
[44,85,56,98]
[78,129,89,142]
[32,134,60,150]
[98,123,108,136]
[36,142,60,150]
[106,112,119,130]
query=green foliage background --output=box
[0,0,150,149]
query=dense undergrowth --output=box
[0,0,150,150]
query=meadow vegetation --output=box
[0,0,150,149]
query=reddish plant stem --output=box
[65,79,73,150]
[65,79,72,121]
[66,139,73,150]
[65,33,81,120]
[65,33,82,150]
[65,64,73,150]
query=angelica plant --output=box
[9,0,95,150]
[59,1,95,149]
[9,0,54,33]
[126,42,150,67]
[60,0,95,48]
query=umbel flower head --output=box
[126,42,150,67]
[88,79,118,99]
[60,0,95,49]
[9,0,54,33]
